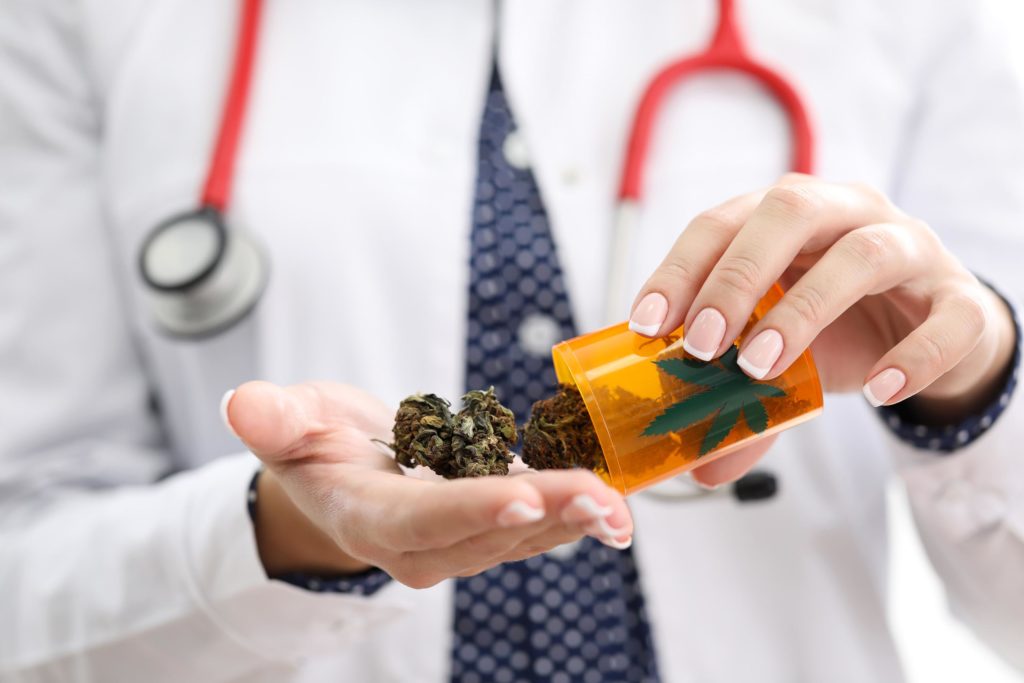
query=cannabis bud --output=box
[391,387,516,479]
[520,384,603,472]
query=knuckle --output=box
[850,182,892,211]
[947,292,988,334]
[689,207,737,238]
[840,228,891,273]
[784,285,830,327]
[763,184,822,220]
[915,331,949,370]
[715,253,764,298]
[656,256,698,289]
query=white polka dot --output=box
[470,602,490,620]
[540,563,561,582]
[928,438,943,450]
[543,589,564,608]
[956,430,970,444]
[528,604,548,623]
[533,657,554,676]
[999,393,1010,407]
[510,651,530,669]
[914,425,928,437]
[981,415,993,428]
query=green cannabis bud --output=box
[520,384,603,472]
[392,393,455,471]
[392,387,516,478]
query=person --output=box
[1,1,1022,681]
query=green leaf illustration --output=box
[654,358,727,386]
[642,389,724,437]
[642,344,787,456]
[741,397,768,433]
[749,383,786,398]
[700,400,741,455]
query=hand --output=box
[223,381,633,587]
[629,174,1017,486]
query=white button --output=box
[502,130,531,170]
[561,167,582,186]
[517,313,562,356]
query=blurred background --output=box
[887,6,1024,682]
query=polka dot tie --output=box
[454,66,661,683]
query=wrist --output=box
[254,469,373,576]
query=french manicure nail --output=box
[584,517,630,541]
[629,292,669,337]
[220,389,239,438]
[737,329,784,380]
[683,308,727,361]
[863,368,907,407]
[497,500,545,527]
[600,536,633,550]
[561,493,614,524]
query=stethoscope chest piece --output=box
[140,207,268,338]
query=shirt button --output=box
[517,313,562,356]
[502,130,531,170]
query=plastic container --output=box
[552,284,823,495]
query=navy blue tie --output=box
[453,66,661,683]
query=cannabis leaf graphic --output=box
[642,346,786,456]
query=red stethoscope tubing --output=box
[202,0,264,213]
[619,0,815,201]
[606,0,816,323]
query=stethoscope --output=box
[138,0,268,338]
[139,0,813,502]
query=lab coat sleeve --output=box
[888,2,1024,671]
[0,2,407,680]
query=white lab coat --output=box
[1,0,1023,681]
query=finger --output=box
[628,191,764,337]
[689,434,778,488]
[862,291,988,407]
[225,381,393,463]
[353,473,548,554]
[380,470,631,585]
[681,181,896,361]
[735,223,918,380]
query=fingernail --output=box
[561,493,613,524]
[682,308,727,361]
[600,536,633,550]
[584,517,630,541]
[497,500,545,527]
[693,477,721,492]
[629,292,669,337]
[863,368,907,407]
[737,329,784,380]
[220,389,239,438]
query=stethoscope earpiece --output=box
[140,206,269,339]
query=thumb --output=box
[222,381,320,462]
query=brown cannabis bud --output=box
[391,387,516,478]
[520,384,603,472]
[392,393,455,471]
